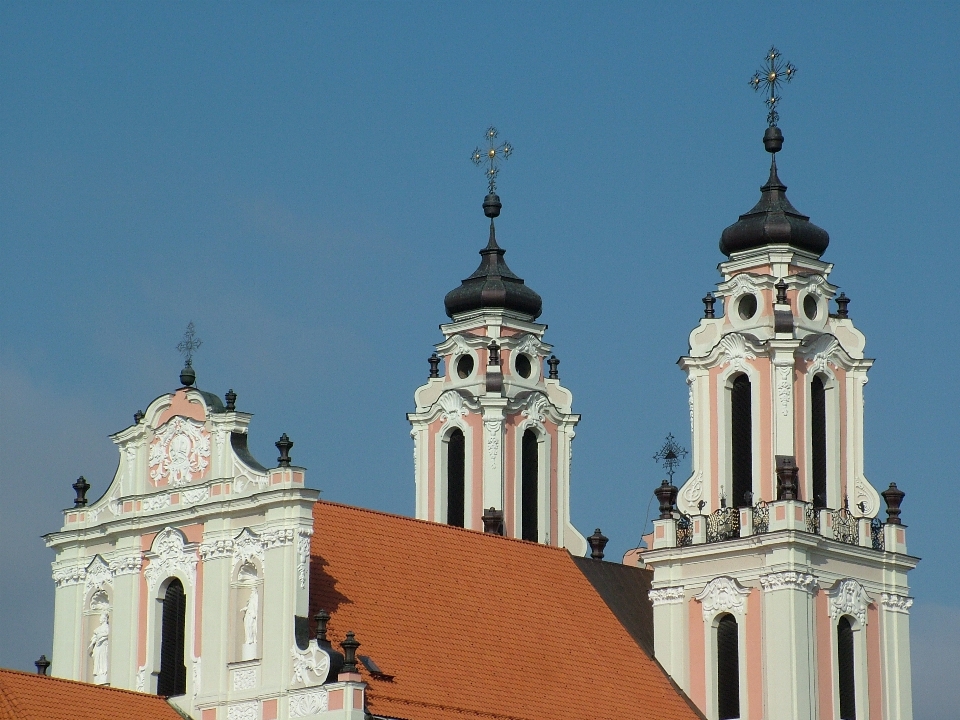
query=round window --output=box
[737,294,758,320]
[803,294,818,320]
[515,353,532,378]
[456,354,474,379]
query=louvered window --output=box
[730,374,753,507]
[521,430,538,542]
[838,617,857,720]
[811,376,827,507]
[717,614,740,720]
[158,579,187,697]
[446,429,465,528]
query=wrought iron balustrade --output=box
[870,517,885,551]
[707,507,741,543]
[831,508,859,545]
[805,503,820,535]
[752,501,770,535]
[676,514,693,547]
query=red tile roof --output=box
[0,669,183,720]
[311,501,702,720]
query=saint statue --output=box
[240,588,259,659]
[88,613,110,684]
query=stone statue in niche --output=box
[240,587,259,660]
[88,613,110,684]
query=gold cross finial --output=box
[471,126,513,194]
[749,46,797,127]
[176,321,202,368]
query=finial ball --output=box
[483,192,502,219]
[763,125,784,154]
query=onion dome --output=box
[719,126,829,258]
[443,193,543,320]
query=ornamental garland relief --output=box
[828,579,871,625]
[148,416,211,487]
[695,577,751,620]
[289,690,329,718]
[776,365,792,416]
[144,527,198,590]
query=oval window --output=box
[515,353,532,378]
[738,294,758,320]
[803,294,818,320]
[456,354,474,379]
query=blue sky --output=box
[2,3,958,715]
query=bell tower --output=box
[408,131,586,554]
[641,50,917,720]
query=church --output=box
[1,52,917,720]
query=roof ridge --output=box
[316,500,572,554]
[0,668,170,702]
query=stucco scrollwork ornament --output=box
[136,665,146,693]
[680,470,704,506]
[649,587,686,606]
[226,702,258,720]
[803,334,840,376]
[109,554,143,577]
[719,272,759,298]
[144,527,198,590]
[438,390,470,423]
[260,527,296,549]
[232,529,264,572]
[759,572,818,594]
[199,538,234,562]
[141,493,172,512]
[53,563,87,588]
[718,333,757,373]
[84,556,113,593]
[297,529,313,589]
[192,656,201,697]
[695,577,751,620]
[233,668,257,691]
[484,419,502,462]
[686,376,695,433]
[449,334,472,357]
[289,689,329,718]
[520,393,549,433]
[290,643,331,686]
[181,487,209,505]
[776,365,792,416]
[828,579,871,625]
[880,593,913,614]
[514,334,542,358]
[148,416,211,487]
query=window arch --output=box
[521,429,538,541]
[158,579,187,697]
[716,614,740,720]
[446,428,465,528]
[730,374,753,507]
[811,375,828,507]
[837,616,857,720]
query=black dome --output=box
[443,194,543,320]
[719,130,829,258]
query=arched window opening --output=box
[838,617,857,720]
[446,429,465,528]
[730,374,753,507]
[717,614,740,720]
[521,429,538,542]
[158,579,187,697]
[811,376,828,508]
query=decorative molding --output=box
[828,579,871,625]
[109,554,143,577]
[232,529,265,571]
[687,376,695,433]
[649,587,686,606]
[719,272,759,298]
[192,656,201,697]
[297,530,313,589]
[759,572,818,594]
[438,390,470,423]
[226,702,258,720]
[802,333,841,375]
[680,470,704,505]
[695,577,751,620]
[718,333,757,373]
[181,487,209,505]
[290,644,330,686]
[484,419,501,462]
[52,564,87,588]
[776,365,792,416]
[514,334,542,358]
[519,393,548,432]
[84,556,113,593]
[880,593,913,615]
[449,335,472,357]
[234,474,268,494]
[141,493,171,512]
[199,538,235,562]
[144,527,198,590]
[232,667,257,691]
[136,665,146,693]
[148,416,211,487]
[260,527,296,549]
[289,689,329,718]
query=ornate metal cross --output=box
[471,126,513,194]
[653,433,688,483]
[177,322,202,368]
[750,46,797,127]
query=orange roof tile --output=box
[0,669,183,720]
[311,501,703,720]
